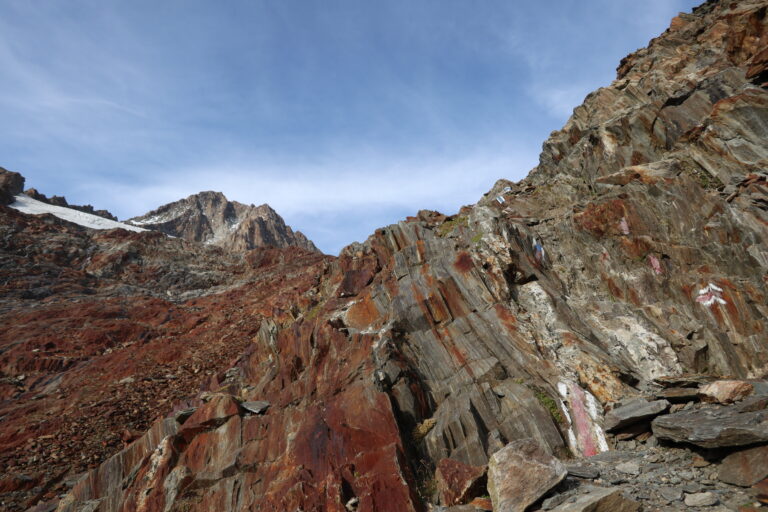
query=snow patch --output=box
[9,194,146,233]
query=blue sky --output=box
[0,0,699,254]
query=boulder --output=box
[718,445,768,487]
[699,380,754,404]
[651,405,768,448]
[549,486,641,512]
[487,439,566,512]
[0,167,24,205]
[435,458,487,506]
[604,399,670,432]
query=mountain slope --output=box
[2,1,768,511]
[127,191,318,253]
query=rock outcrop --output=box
[0,167,24,206]
[127,191,318,253]
[2,1,768,511]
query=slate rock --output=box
[487,439,566,512]
[651,405,768,448]
[435,458,487,506]
[548,486,641,512]
[566,463,599,479]
[684,491,718,507]
[657,387,700,403]
[240,400,270,415]
[604,399,670,432]
[718,445,768,487]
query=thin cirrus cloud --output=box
[0,0,700,254]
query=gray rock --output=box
[566,464,599,479]
[240,400,270,415]
[658,487,683,502]
[615,461,641,476]
[487,439,567,512]
[651,404,768,448]
[541,493,570,510]
[548,486,641,512]
[604,399,670,432]
[684,491,718,507]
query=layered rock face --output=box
[127,191,318,253]
[2,1,768,511]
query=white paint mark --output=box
[696,282,726,307]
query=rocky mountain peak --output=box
[127,191,318,253]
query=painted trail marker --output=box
[533,237,545,263]
[648,254,663,275]
[696,282,726,307]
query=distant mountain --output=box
[127,191,319,253]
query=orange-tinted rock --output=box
[699,380,754,404]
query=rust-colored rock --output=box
[435,458,487,506]
[718,445,768,487]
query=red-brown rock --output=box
[435,458,487,506]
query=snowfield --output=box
[8,194,146,232]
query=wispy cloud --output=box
[0,0,701,254]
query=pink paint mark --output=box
[648,254,662,275]
[568,383,599,457]
[619,217,630,235]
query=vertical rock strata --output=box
[1,0,767,511]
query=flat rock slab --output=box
[549,485,641,512]
[653,374,716,388]
[651,405,768,448]
[488,438,566,512]
[566,463,600,479]
[604,399,670,432]
[240,401,270,415]
[718,445,768,487]
[656,387,700,403]
[435,458,487,506]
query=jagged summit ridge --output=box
[128,190,319,253]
